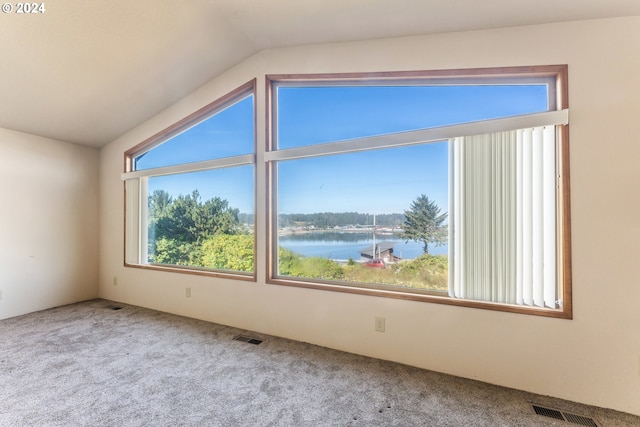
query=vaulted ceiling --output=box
[2,0,639,147]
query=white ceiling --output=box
[1,0,639,148]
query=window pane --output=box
[276,85,547,149]
[270,76,567,313]
[276,143,449,292]
[135,95,254,170]
[147,166,254,273]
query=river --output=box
[278,231,448,261]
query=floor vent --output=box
[532,404,599,427]
[533,405,564,421]
[233,335,263,345]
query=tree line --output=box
[279,212,405,228]
[280,195,448,255]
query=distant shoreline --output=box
[277,226,402,236]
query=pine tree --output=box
[400,194,447,254]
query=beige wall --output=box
[0,128,99,319]
[99,17,640,416]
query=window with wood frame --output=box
[123,81,256,280]
[266,67,571,318]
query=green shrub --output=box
[278,247,344,280]
[150,237,200,266]
[278,248,447,291]
[390,254,448,290]
[201,234,254,272]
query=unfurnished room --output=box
[2,1,640,426]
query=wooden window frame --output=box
[123,79,257,281]
[265,66,572,319]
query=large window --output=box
[267,67,571,317]
[121,67,571,317]
[123,81,256,279]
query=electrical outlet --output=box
[185,287,191,298]
[375,316,385,332]
[112,276,118,286]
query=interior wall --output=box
[0,128,99,319]
[99,17,640,416]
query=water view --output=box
[278,231,448,262]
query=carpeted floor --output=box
[0,299,638,427]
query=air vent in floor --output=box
[532,404,599,427]
[232,335,263,345]
[533,405,564,421]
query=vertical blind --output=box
[124,177,148,265]
[449,126,558,308]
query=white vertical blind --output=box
[125,177,149,265]
[125,178,141,265]
[139,177,149,265]
[449,126,557,308]
[542,126,557,307]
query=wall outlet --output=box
[185,287,191,298]
[112,276,118,286]
[375,316,386,332]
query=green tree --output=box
[154,190,240,244]
[150,237,200,266]
[201,234,254,272]
[148,189,172,220]
[399,194,447,254]
[148,189,245,267]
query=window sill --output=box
[124,262,256,282]
[268,276,572,319]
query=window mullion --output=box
[121,154,255,181]
[265,110,568,162]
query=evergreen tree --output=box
[400,194,447,254]
[147,189,244,266]
[153,190,240,244]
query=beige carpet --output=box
[1,299,638,426]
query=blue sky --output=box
[135,95,254,170]
[277,143,449,215]
[277,85,547,148]
[277,85,546,215]
[137,84,548,216]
